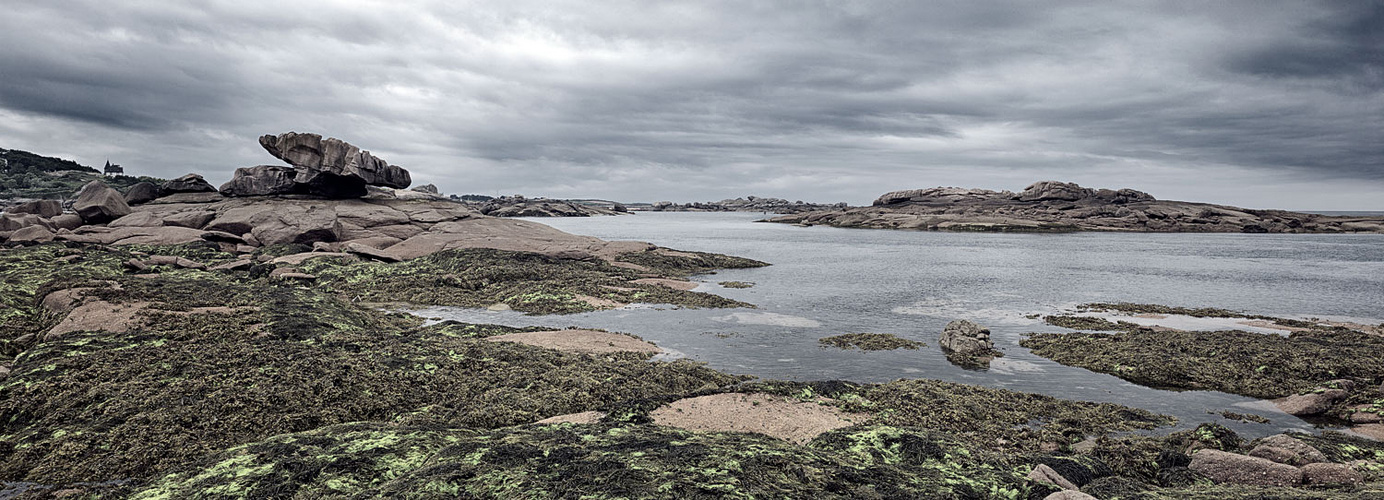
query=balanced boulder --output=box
[73,181,132,224]
[258,132,411,198]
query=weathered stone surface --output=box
[160,174,218,195]
[149,192,226,204]
[1019,181,1092,202]
[219,165,300,197]
[1027,464,1077,490]
[124,182,160,205]
[7,225,54,244]
[1043,492,1096,500]
[1300,462,1363,486]
[162,211,215,229]
[1249,434,1328,465]
[1188,449,1302,487]
[1276,390,1348,416]
[0,213,49,231]
[259,132,411,197]
[108,212,165,228]
[411,183,439,194]
[247,205,341,246]
[201,231,246,244]
[72,181,132,224]
[940,320,993,354]
[344,242,401,262]
[8,199,62,217]
[50,214,84,230]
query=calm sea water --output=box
[413,212,1384,437]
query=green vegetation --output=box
[818,333,925,351]
[0,148,164,200]
[616,250,767,278]
[298,248,756,314]
[6,244,1383,498]
[718,280,754,288]
[1044,315,1141,331]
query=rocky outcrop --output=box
[160,174,218,196]
[219,165,299,197]
[939,320,1002,369]
[51,191,657,262]
[72,181,132,224]
[472,195,624,217]
[124,182,160,205]
[257,132,411,197]
[940,320,994,354]
[1188,449,1301,487]
[771,181,1384,233]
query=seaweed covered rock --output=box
[72,180,131,223]
[1189,449,1302,487]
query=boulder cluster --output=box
[1,132,652,261]
[1187,434,1364,488]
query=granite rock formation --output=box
[769,181,1384,233]
[72,181,132,224]
[258,132,412,197]
[219,133,413,199]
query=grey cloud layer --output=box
[0,1,1380,208]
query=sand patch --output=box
[535,411,607,425]
[575,294,627,309]
[649,393,869,445]
[1349,423,1384,441]
[632,278,699,291]
[485,329,660,354]
[1238,319,1308,333]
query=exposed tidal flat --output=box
[4,208,1384,497]
[484,213,1384,425]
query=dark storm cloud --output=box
[0,0,1380,209]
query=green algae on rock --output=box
[818,333,925,351]
[1043,315,1141,331]
[137,422,1042,500]
[296,248,755,314]
[1020,328,1384,400]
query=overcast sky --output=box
[1,1,1380,209]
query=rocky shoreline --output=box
[767,181,1384,233]
[2,137,1383,498]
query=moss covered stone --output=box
[1021,329,1384,399]
[818,333,925,351]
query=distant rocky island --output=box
[767,181,1384,233]
[638,196,846,214]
